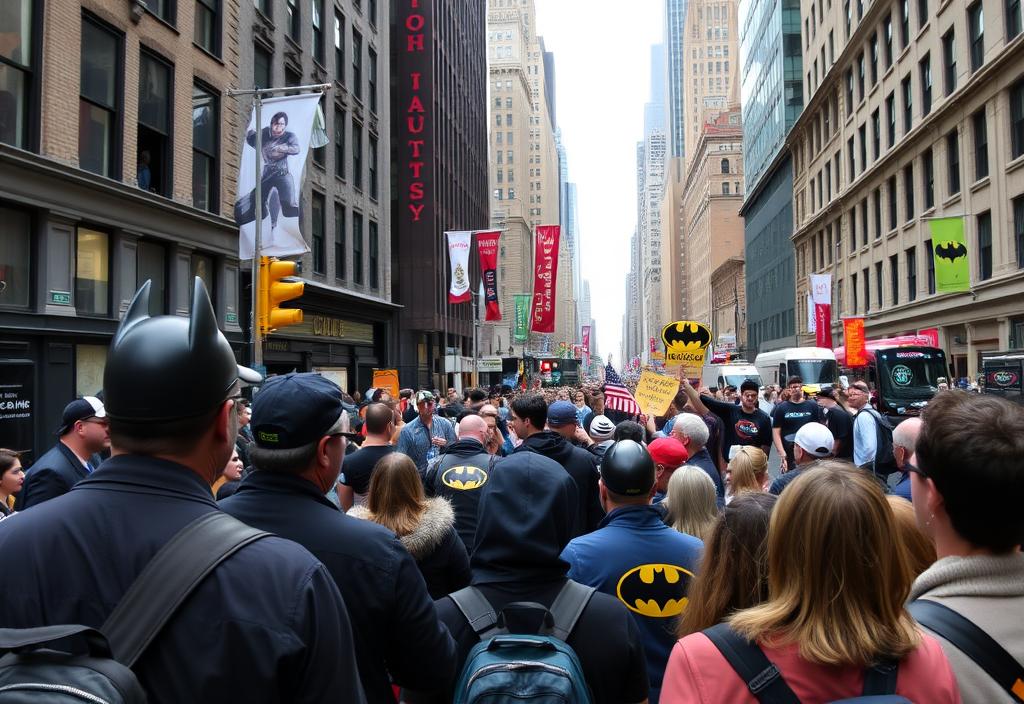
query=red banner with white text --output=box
[810,273,833,348]
[530,225,560,333]
[476,230,502,321]
[844,317,867,367]
[582,325,591,370]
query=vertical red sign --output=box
[530,225,560,334]
[843,318,868,367]
[476,230,502,320]
[397,0,433,234]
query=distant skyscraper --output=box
[665,0,688,160]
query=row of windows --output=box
[308,195,379,288]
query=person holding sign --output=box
[679,376,771,465]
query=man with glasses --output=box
[397,391,457,474]
[847,381,879,470]
[18,395,111,509]
[890,417,921,501]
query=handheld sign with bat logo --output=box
[661,321,714,379]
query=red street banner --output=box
[530,225,560,333]
[843,317,867,367]
[476,230,502,320]
[582,325,591,370]
[918,327,939,347]
[810,273,833,348]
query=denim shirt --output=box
[397,414,456,473]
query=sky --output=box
[534,0,664,364]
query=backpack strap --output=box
[908,599,1024,702]
[546,580,596,642]
[102,511,271,668]
[861,659,899,696]
[703,623,801,704]
[449,586,502,641]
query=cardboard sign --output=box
[661,320,713,377]
[634,370,680,418]
[372,369,400,399]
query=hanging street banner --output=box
[582,325,592,371]
[445,230,472,303]
[807,292,816,334]
[530,225,560,333]
[843,317,867,367]
[236,93,322,259]
[661,320,713,378]
[928,216,970,293]
[634,370,680,418]
[476,230,502,320]
[513,294,531,343]
[810,273,833,348]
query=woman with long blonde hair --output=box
[663,466,719,541]
[349,453,470,598]
[724,446,769,502]
[661,462,960,703]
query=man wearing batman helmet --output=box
[0,278,366,704]
[561,440,703,704]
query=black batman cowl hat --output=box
[103,277,262,423]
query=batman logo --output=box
[662,322,712,350]
[616,563,694,618]
[441,465,488,490]
[935,241,968,263]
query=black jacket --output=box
[514,431,604,537]
[16,440,89,509]
[423,438,500,553]
[0,456,365,704]
[221,471,457,703]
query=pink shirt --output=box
[661,630,961,704]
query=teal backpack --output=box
[449,580,595,704]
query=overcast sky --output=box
[534,0,663,364]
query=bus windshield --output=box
[786,359,838,385]
[875,348,947,401]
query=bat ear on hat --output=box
[188,277,219,355]
[113,280,152,348]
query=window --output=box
[873,187,882,239]
[947,129,961,195]
[136,241,166,316]
[861,198,869,245]
[352,30,363,101]
[0,0,36,149]
[920,54,932,116]
[864,267,871,311]
[334,204,345,281]
[334,108,345,178]
[919,0,928,26]
[147,0,176,24]
[352,211,363,285]
[311,192,325,274]
[904,164,915,221]
[859,124,867,169]
[721,158,730,173]
[352,120,362,189]
[848,136,856,180]
[0,207,30,308]
[368,48,377,113]
[901,75,913,134]
[888,175,899,229]
[872,109,880,159]
[73,227,109,316]
[1010,0,1023,38]
[1011,78,1024,159]
[254,43,271,89]
[312,0,324,64]
[137,51,173,197]
[189,253,213,306]
[921,148,934,210]
[901,0,910,47]
[79,16,122,179]
[368,220,379,289]
[255,0,271,18]
[977,210,992,280]
[845,0,852,36]
[287,0,300,41]
[312,96,325,167]
[973,108,988,179]
[907,247,917,300]
[890,254,899,304]
[857,53,865,101]
[942,30,956,96]
[849,208,858,253]
[723,182,731,194]
[886,92,896,147]
[368,0,377,24]
[334,11,344,84]
[852,272,859,311]
[875,262,883,308]
[1015,196,1024,268]
[194,0,219,55]
[192,83,218,213]
[884,15,894,67]
[846,69,854,113]
[968,1,984,72]
[926,239,936,293]
[870,34,879,85]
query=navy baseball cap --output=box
[547,400,578,427]
[251,373,358,449]
[56,396,106,435]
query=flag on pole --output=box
[476,230,502,320]
[810,273,833,348]
[604,363,642,416]
[445,231,472,303]
[513,294,531,343]
[530,225,560,333]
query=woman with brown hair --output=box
[349,452,470,598]
[0,449,25,517]
[661,462,960,703]
[886,495,936,580]
[676,492,776,638]
[724,446,769,502]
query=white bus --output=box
[754,347,839,387]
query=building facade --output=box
[1,0,245,458]
[711,255,748,354]
[790,0,1024,378]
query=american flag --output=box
[603,363,641,415]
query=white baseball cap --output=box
[794,422,834,458]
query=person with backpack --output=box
[403,450,649,704]
[907,391,1024,704]
[560,440,703,704]
[847,380,898,482]
[660,463,960,703]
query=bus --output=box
[981,350,1024,405]
[834,335,947,419]
[754,347,839,388]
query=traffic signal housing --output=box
[259,256,304,335]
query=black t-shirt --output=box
[823,405,854,459]
[338,445,394,495]
[701,395,772,457]
[771,400,824,442]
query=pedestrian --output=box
[669,413,723,505]
[582,390,607,433]
[17,395,110,509]
[771,376,825,471]
[768,421,834,496]
[0,449,25,517]
[676,492,776,636]
[815,386,853,460]
[0,279,366,703]
[847,380,882,471]
[661,464,961,703]
[574,389,593,427]
[908,391,1024,703]
[561,440,703,704]
[211,448,243,500]
[680,378,771,461]
[886,495,935,579]
[581,413,616,459]
[337,402,395,510]
[397,391,456,475]
[352,452,470,599]
[647,436,689,511]
[724,446,770,502]
[890,417,922,501]
[664,467,719,542]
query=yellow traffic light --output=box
[258,256,304,335]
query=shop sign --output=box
[269,314,374,344]
[0,361,34,458]
[226,312,238,325]
[477,357,503,372]
[49,290,71,305]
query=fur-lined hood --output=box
[348,497,456,560]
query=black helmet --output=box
[600,440,655,497]
[103,277,261,423]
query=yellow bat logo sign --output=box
[441,465,488,490]
[615,563,694,618]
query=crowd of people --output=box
[0,281,1021,703]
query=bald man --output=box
[423,413,501,552]
[891,417,922,502]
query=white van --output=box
[754,347,839,387]
[701,363,763,391]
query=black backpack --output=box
[0,512,269,703]
[703,622,912,703]
[858,408,898,479]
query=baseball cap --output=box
[793,422,834,457]
[57,396,106,435]
[251,373,359,449]
[589,415,615,441]
[647,436,689,469]
[600,440,655,496]
[546,400,578,427]
[415,390,436,404]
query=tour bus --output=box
[754,347,839,388]
[701,362,763,391]
[981,350,1024,405]
[834,335,948,419]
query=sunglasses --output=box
[905,462,928,479]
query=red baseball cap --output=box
[647,437,689,469]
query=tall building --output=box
[660,156,687,321]
[666,0,690,159]
[622,230,645,363]
[791,0,1024,378]
[392,0,488,389]
[711,256,748,354]
[739,0,803,353]
[240,0,395,388]
[0,0,245,457]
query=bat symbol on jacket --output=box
[441,465,488,490]
[615,563,694,618]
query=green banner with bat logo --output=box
[929,217,970,293]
